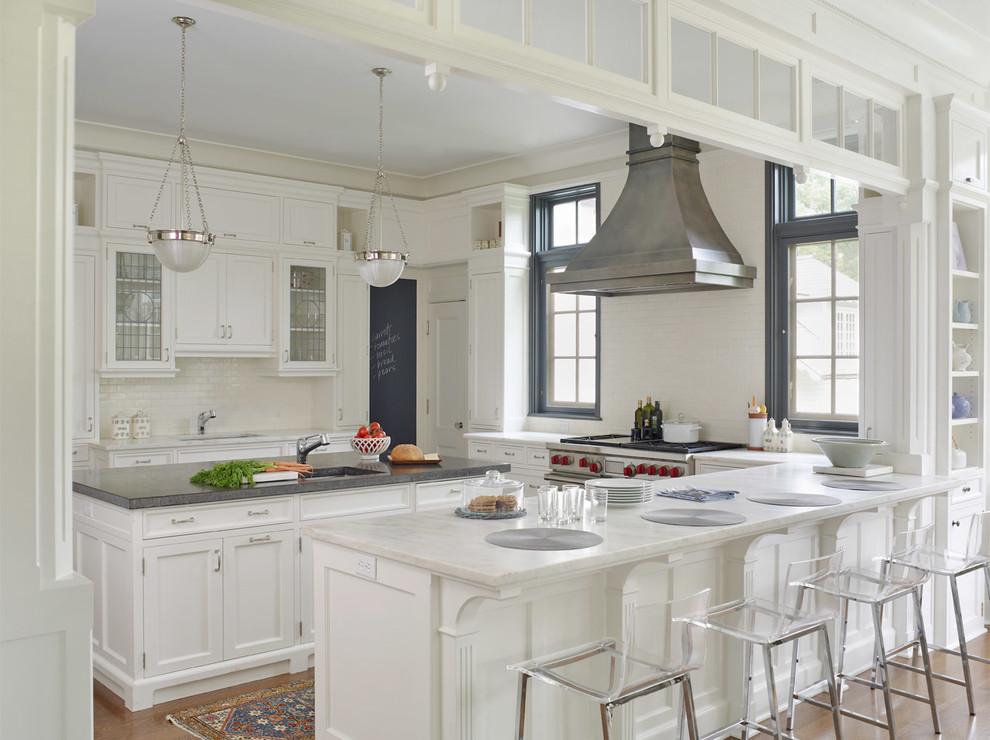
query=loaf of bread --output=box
[391,443,425,461]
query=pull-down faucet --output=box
[197,409,216,435]
[297,432,334,464]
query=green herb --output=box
[190,459,271,489]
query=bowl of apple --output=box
[351,422,390,460]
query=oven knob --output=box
[647,465,657,476]
[579,457,589,468]
[669,467,681,478]
[551,455,560,465]
[560,456,570,466]
[589,462,601,473]
[658,466,669,476]
[623,465,635,477]
[636,463,646,474]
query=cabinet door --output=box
[200,186,280,243]
[105,174,173,232]
[468,272,504,427]
[222,529,295,659]
[175,252,226,347]
[951,119,986,189]
[336,272,369,428]
[144,539,223,676]
[226,254,274,348]
[72,253,98,440]
[278,259,336,374]
[283,198,335,247]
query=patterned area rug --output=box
[166,679,314,740]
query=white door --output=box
[175,252,225,346]
[222,529,295,659]
[428,301,468,458]
[144,539,223,677]
[226,254,273,348]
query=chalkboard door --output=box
[369,278,416,447]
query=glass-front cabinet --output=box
[102,241,175,375]
[276,256,336,375]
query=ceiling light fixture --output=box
[146,16,214,273]
[355,67,409,288]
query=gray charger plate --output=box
[747,493,841,507]
[820,479,905,491]
[485,527,603,551]
[641,509,746,526]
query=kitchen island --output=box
[72,452,508,710]
[305,463,974,740]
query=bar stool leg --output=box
[762,644,783,740]
[600,703,613,740]
[819,625,844,740]
[785,636,800,733]
[870,601,897,740]
[835,597,851,702]
[741,642,754,740]
[515,673,529,740]
[911,587,941,734]
[681,674,700,740]
[949,573,976,714]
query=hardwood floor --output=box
[93,635,989,739]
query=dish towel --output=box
[657,486,738,502]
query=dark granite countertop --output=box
[72,451,511,510]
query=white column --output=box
[1,1,95,738]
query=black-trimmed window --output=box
[530,184,601,419]
[767,164,860,435]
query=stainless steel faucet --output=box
[297,432,334,464]
[197,409,216,435]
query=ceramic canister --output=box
[111,413,131,440]
[131,410,151,439]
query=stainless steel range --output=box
[545,434,744,486]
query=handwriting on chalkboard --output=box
[372,322,400,382]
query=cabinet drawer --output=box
[143,497,294,539]
[467,440,494,460]
[951,478,983,506]
[299,484,410,520]
[416,479,465,510]
[525,447,550,469]
[176,444,286,465]
[72,443,91,463]
[111,450,174,468]
[494,444,524,464]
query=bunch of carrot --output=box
[264,461,314,477]
[190,459,315,489]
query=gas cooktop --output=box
[557,434,744,455]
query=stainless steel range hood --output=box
[546,125,756,296]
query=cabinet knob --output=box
[965,177,974,183]
[952,520,961,527]
[962,486,971,493]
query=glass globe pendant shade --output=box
[354,250,407,288]
[148,229,215,272]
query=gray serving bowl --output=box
[813,437,888,468]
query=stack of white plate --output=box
[586,477,655,506]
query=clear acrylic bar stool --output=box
[508,588,711,740]
[886,510,990,715]
[793,524,940,739]
[687,551,845,740]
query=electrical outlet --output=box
[556,421,569,432]
[354,554,377,580]
[79,500,94,518]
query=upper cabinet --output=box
[72,239,99,441]
[199,186,280,244]
[283,198,336,248]
[105,173,174,233]
[274,256,336,376]
[949,118,987,191]
[175,251,274,356]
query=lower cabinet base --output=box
[95,643,315,711]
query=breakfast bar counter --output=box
[305,463,969,740]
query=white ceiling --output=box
[75,0,626,179]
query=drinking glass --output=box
[562,485,583,523]
[588,486,608,523]
[537,485,558,524]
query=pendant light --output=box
[146,17,214,272]
[355,68,409,288]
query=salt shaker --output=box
[762,417,778,452]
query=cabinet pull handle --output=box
[962,486,971,493]
[952,520,961,527]
[247,509,269,516]
[504,451,516,457]
[220,324,226,338]
[227,325,232,338]
[135,458,152,464]
[165,347,170,362]
[965,177,974,183]
[284,350,289,362]
[495,407,500,419]
[249,535,271,544]
[338,408,343,421]
[132,224,145,229]
[171,516,195,525]
[449,488,459,495]
[87,417,93,432]
[72,449,78,455]
[303,240,316,246]
[223,232,237,238]
[214,549,221,571]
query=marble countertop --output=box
[463,431,565,444]
[88,427,349,451]
[305,462,955,590]
[72,452,510,509]
[692,448,828,465]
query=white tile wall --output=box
[526,150,766,443]
[99,358,331,438]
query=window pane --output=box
[577,198,597,243]
[717,38,755,118]
[812,78,839,146]
[794,170,833,217]
[795,301,832,355]
[833,178,858,213]
[578,311,596,355]
[759,55,794,130]
[793,358,831,414]
[834,239,859,288]
[794,243,832,299]
[551,288,575,312]
[874,103,899,165]
[553,359,576,403]
[577,294,596,311]
[552,201,576,246]
[671,20,712,104]
[578,359,596,403]
[835,301,859,356]
[553,312,576,356]
[835,358,859,415]
[843,91,869,155]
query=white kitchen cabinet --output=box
[468,271,504,428]
[102,241,176,376]
[199,185,280,244]
[107,450,175,468]
[176,443,286,465]
[950,118,987,190]
[72,249,98,443]
[335,270,370,428]
[175,251,274,355]
[104,173,174,233]
[283,197,336,248]
[275,257,337,376]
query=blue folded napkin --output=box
[657,486,738,502]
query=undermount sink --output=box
[175,432,263,441]
[306,466,388,481]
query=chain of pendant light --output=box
[364,68,409,254]
[147,18,211,238]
